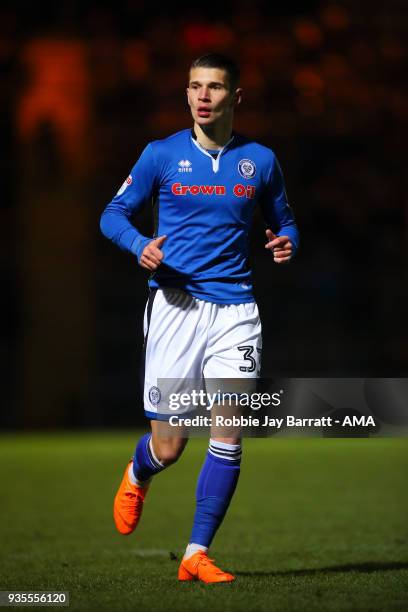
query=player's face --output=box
[187,67,241,128]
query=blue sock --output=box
[132,433,165,483]
[189,439,242,548]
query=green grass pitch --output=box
[0,434,407,611]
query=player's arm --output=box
[260,154,299,264]
[99,143,166,268]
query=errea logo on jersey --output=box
[178,159,192,173]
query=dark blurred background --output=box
[1,0,407,429]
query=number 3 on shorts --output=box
[238,345,261,375]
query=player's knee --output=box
[153,439,186,466]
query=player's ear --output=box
[233,88,243,108]
[186,87,191,107]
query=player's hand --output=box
[140,235,167,271]
[265,229,293,264]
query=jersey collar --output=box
[190,128,235,173]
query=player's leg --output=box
[114,288,206,535]
[179,301,261,582]
[178,432,241,583]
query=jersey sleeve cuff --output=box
[130,236,152,262]
[282,229,299,254]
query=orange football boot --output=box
[178,551,235,583]
[113,460,149,535]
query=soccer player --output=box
[100,53,299,583]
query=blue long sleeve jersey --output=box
[100,128,299,304]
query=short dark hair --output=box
[190,53,240,91]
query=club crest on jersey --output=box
[149,386,161,406]
[117,175,132,195]
[178,159,192,173]
[238,159,256,179]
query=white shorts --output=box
[141,288,262,419]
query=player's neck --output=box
[193,123,233,150]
